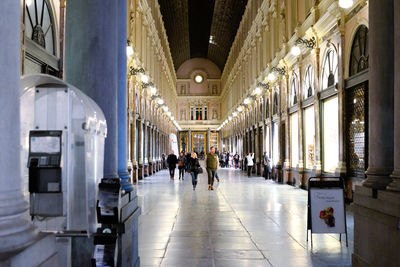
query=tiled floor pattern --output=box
[136,166,353,267]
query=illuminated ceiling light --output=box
[150,86,157,95]
[194,74,203,83]
[232,112,237,117]
[158,99,164,105]
[228,116,232,121]
[141,73,149,83]
[291,45,301,56]
[163,106,168,112]
[268,73,276,81]
[167,111,172,117]
[171,116,174,121]
[339,0,353,8]
[237,106,243,112]
[244,98,250,105]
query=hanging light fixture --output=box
[339,0,353,8]
[158,99,164,105]
[163,106,168,112]
[244,98,250,105]
[237,106,243,112]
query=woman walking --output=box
[188,152,200,190]
[246,152,254,177]
[178,151,185,180]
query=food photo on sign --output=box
[310,189,345,234]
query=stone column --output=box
[363,0,394,189]
[254,126,259,174]
[0,0,37,257]
[314,48,322,176]
[188,130,192,151]
[387,0,400,191]
[138,119,143,179]
[65,0,118,178]
[117,0,133,191]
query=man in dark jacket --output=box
[167,151,178,179]
[205,146,219,190]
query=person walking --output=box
[234,153,239,169]
[178,151,185,180]
[167,150,178,179]
[246,152,254,177]
[263,152,271,180]
[188,152,200,190]
[162,153,166,169]
[205,146,219,190]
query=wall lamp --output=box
[295,36,316,49]
[256,82,269,91]
[142,81,154,89]
[271,66,286,75]
[291,37,316,56]
[129,67,145,76]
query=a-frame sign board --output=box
[307,177,348,248]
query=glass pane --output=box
[323,97,339,172]
[24,57,42,75]
[25,9,33,38]
[304,106,315,169]
[36,0,44,26]
[290,113,299,168]
[272,122,279,166]
[265,125,270,157]
[192,133,205,159]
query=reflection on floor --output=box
[136,166,353,267]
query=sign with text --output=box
[310,188,345,234]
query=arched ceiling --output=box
[159,0,248,72]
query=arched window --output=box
[349,25,369,76]
[304,65,314,98]
[259,99,263,120]
[290,77,298,106]
[25,0,56,56]
[321,49,338,90]
[266,98,270,118]
[273,92,279,115]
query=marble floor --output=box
[136,166,353,267]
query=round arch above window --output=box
[304,65,314,99]
[25,0,56,56]
[321,49,338,90]
[273,91,279,115]
[349,25,369,77]
[290,77,298,106]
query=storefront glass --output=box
[265,125,270,157]
[323,97,339,172]
[290,113,299,168]
[304,106,315,169]
[272,122,279,166]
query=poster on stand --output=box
[310,188,345,233]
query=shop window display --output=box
[323,97,339,173]
[290,113,299,168]
[304,106,315,169]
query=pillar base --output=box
[387,170,400,191]
[143,164,149,177]
[0,233,57,266]
[256,163,261,175]
[138,165,143,180]
[148,162,153,175]
[363,168,393,190]
[352,186,400,266]
[119,170,133,192]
